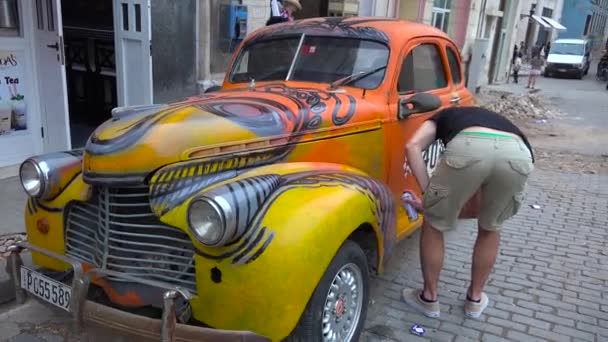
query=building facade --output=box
[512,0,566,57]
[397,0,523,86]
[559,0,608,50]
[0,0,400,171]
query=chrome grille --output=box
[65,186,196,292]
[553,63,576,69]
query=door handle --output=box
[450,97,461,104]
[47,42,59,51]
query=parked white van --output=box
[544,39,591,79]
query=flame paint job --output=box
[22,17,475,341]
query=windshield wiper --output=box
[329,65,387,90]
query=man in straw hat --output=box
[280,0,301,21]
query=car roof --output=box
[247,16,449,45]
[554,39,587,44]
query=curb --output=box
[0,253,33,305]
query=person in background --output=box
[266,16,289,26]
[527,52,543,89]
[279,0,301,22]
[513,52,523,84]
[401,106,535,319]
[544,41,551,56]
[512,45,519,66]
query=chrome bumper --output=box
[6,242,270,342]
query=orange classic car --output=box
[9,17,474,342]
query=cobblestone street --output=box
[361,169,608,341]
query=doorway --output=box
[294,0,329,19]
[34,0,153,152]
[62,0,117,148]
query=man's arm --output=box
[405,120,437,192]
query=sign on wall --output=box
[0,50,27,135]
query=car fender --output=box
[152,162,397,340]
[24,172,91,271]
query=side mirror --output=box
[398,93,442,120]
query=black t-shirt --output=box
[428,106,534,162]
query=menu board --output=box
[0,50,27,135]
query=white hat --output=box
[283,0,302,11]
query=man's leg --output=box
[420,221,445,301]
[469,227,500,300]
[401,220,444,318]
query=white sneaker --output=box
[401,288,440,318]
[464,292,489,319]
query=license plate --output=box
[558,68,566,72]
[20,266,71,311]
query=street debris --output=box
[476,89,566,122]
[0,232,27,259]
[410,324,426,337]
[530,204,541,210]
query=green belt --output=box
[460,131,516,139]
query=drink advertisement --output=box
[0,50,27,135]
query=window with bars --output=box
[431,0,452,33]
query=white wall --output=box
[243,0,271,32]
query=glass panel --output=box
[443,12,450,32]
[434,12,444,29]
[433,0,444,8]
[0,0,20,37]
[551,43,585,55]
[398,44,447,93]
[397,53,414,93]
[47,0,55,31]
[134,4,141,32]
[121,3,129,31]
[230,37,390,89]
[446,47,462,84]
[445,0,452,9]
[36,0,44,30]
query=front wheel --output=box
[285,240,370,342]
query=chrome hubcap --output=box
[321,263,363,342]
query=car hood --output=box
[547,54,584,64]
[82,84,378,182]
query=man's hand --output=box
[402,190,423,211]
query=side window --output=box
[446,47,462,85]
[398,43,447,94]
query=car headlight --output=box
[185,175,281,247]
[187,197,229,246]
[19,160,46,197]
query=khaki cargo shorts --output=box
[423,133,534,232]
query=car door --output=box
[443,40,475,106]
[386,37,455,239]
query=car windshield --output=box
[551,43,585,55]
[229,35,390,89]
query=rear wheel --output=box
[285,240,370,342]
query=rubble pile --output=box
[0,232,26,259]
[476,89,565,121]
